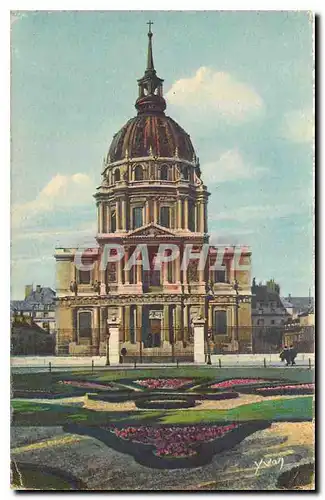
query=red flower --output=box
[134,378,193,389]
[210,378,269,389]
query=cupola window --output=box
[160,165,169,180]
[135,165,144,181]
[133,207,143,229]
[114,169,120,182]
[183,167,189,180]
[159,206,170,228]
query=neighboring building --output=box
[54,27,252,359]
[283,309,315,353]
[11,285,56,334]
[11,316,55,355]
[251,279,291,352]
[281,295,314,318]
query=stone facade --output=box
[54,28,252,359]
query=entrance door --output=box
[149,319,161,347]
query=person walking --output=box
[280,346,290,366]
[289,345,297,366]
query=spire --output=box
[135,22,166,115]
[147,21,154,71]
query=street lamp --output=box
[233,279,240,344]
[206,281,214,365]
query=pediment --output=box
[128,223,176,237]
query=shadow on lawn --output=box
[64,421,271,470]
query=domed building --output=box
[54,26,253,360]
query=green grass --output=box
[11,367,314,395]
[11,464,81,490]
[12,396,313,427]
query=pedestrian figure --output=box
[280,346,290,366]
[289,345,297,366]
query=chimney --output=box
[25,285,33,299]
[36,285,41,293]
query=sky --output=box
[11,10,314,299]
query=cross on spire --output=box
[147,20,154,34]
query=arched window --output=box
[159,206,170,228]
[161,165,169,180]
[114,169,120,182]
[134,165,144,181]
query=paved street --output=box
[11,353,314,374]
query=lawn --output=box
[12,396,313,427]
[11,366,314,396]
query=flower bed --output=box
[109,423,239,458]
[134,378,193,390]
[210,378,271,389]
[255,383,314,396]
[58,380,115,391]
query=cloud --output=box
[281,108,314,143]
[201,149,267,184]
[210,203,305,223]
[166,67,264,123]
[12,173,95,229]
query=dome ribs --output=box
[107,114,196,163]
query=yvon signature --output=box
[254,457,284,475]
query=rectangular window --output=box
[188,203,195,232]
[214,310,227,335]
[160,206,170,228]
[110,210,116,233]
[79,311,92,338]
[107,263,117,283]
[133,207,143,229]
[215,270,226,283]
[78,270,91,284]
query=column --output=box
[124,247,130,284]
[119,306,124,342]
[136,305,143,342]
[117,257,123,285]
[184,198,189,230]
[107,317,120,365]
[107,205,111,232]
[199,202,205,233]
[194,203,198,232]
[163,256,168,284]
[124,305,130,342]
[193,318,206,363]
[92,307,100,349]
[208,306,213,330]
[99,204,104,233]
[183,305,189,341]
[116,200,120,231]
[154,199,158,223]
[175,253,181,284]
[204,202,208,233]
[163,305,170,341]
[121,199,126,231]
[145,200,150,224]
[177,199,182,228]
[175,304,183,341]
[100,307,107,342]
[199,260,205,283]
[137,262,142,285]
